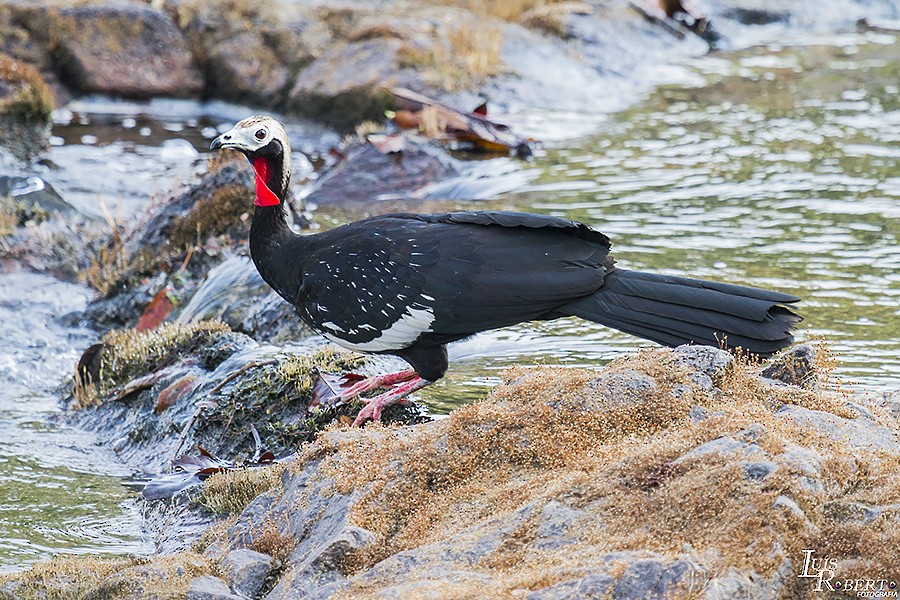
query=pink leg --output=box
[352,376,432,426]
[341,370,417,399]
[311,370,417,408]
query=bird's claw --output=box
[309,371,366,409]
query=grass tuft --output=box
[199,463,286,516]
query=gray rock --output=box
[175,256,312,344]
[287,38,420,127]
[736,424,767,444]
[823,501,900,524]
[612,559,664,599]
[221,548,273,598]
[0,176,76,221]
[206,32,292,108]
[303,141,458,208]
[772,495,819,534]
[673,345,734,391]
[703,569,757,600]
[528,573,615,599]
[534,500,582,550]
[741,461,777,481]
[585,369,656,409]
[760,343,820,388]
[660,557,707,596]
[38,4,202,98]
[777,405,899,454]
[674,436,763,464]
[187,575,242,600]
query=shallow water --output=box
[1,27,898,571]
[0,273,150,573]
[431,28,900,405]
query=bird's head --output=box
[210,116,292,207]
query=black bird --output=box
[210,116,801,425]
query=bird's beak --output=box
[209,128,240,152]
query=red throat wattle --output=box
[252,157,280,207]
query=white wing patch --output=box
[323,305,435,352]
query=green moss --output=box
[168,184,253,250]
[75,321,232,408]
[203,348,366,453]
[0,53,53,125]
[199,463,286,516]
[0,552,214,600]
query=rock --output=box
[672,345,734,391]
[740,460,777,481]
[40,4,202,98]
[287,38,420,128]
[823,501,900,524]
[205,32,291,107]
[777,404,899,454]
[303,140,458,208]
[0,53,52,160]
[221,548,272,598]
[612,559,665,599]
[527,574,614,599]
[534,500,582,550]
[760,343,821,388]
[131,162,254,260]
[674,436,763,464]
[703,569,758,600]
[584,369,657,409]
[0,175,76,223]
[187,575,242,600]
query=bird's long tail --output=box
[564,269,801,357]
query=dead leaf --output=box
[389,87,533,157]
[156,375,197,413]
[136,285,175,332]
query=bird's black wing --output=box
[297,211,614,351]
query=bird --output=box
[210,116,801,425]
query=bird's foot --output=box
[310,370,418,409]
[352,376,431,426]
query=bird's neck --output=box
[248,155,305,302]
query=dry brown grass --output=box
[286,347,900,599]
[82,203,128,296]
[0,552,216,599]
[401,22,504,91]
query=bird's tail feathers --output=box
[564,270,801,357]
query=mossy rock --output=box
[0,52,52,124]
[36,4,202,98]
[0,52,52,160]
[75,320,235,407]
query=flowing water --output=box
[1,27,898,571]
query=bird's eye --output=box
[254,128,267,140]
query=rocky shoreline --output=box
[1,0,899,598]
